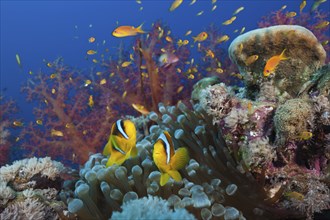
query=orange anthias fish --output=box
[263,49,288,77]
[112,24,145,37]
[153,131,189,186]
[192,31,208,42]
[103,119,137,167]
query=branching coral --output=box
[0,157,70,219]
[98,21,195,115]
[20,58,115,164]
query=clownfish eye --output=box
[266,70,269,73]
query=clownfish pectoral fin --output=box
[170,147,189,170]
[106,153,127,167]
[160,173,170,186]
[103,141,112,156]
[167,170,182,182]
[130,146,138,158]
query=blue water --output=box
[1,0,329,163]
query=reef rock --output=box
[229,25,326,100]
[274,98,314,145]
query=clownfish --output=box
[153,131,189,186]
[103,119,137,167]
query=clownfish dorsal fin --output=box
[116,119,129,140]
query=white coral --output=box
[0,157,65,184]
[111,195,196,220]
[0,198,46,220]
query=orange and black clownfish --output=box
[103,119,137,167]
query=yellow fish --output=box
[153,131,189,186]
[169,0,183,12]
[112,24,145,37]
[36,119,43,125]
[286,12,297,18]
[192,31,208,42]
[88,95,94,108]
[121,61,132,67]
[165,36,173,43]
[314,21,329,29]
[185,30,192,36]
[103,119,137,167]
[16,54,22,68]
[233,6,244,15]
[244,55,259,66]
[263,49,288,77]
[284,191,304,201]
[13,121,23,127]
[132,103,150,115]
[299,0,306,13]
[87,50,97,55]
[222,16,236,25]
[88,37,95,43]
[51,129,64,137]
[206,49,215,58]
[298,131,313,140]
[217,35,229,43]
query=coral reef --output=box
[274,98,314,145]
[0,157,71,219]
[111,195,195,220]
[62,102,300,220]
[228,25,326,101]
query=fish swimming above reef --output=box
[192,31,208,42]
[153,131,189,186]
[263,49,288,77]
[158,52,179,68]
[169,0,183,12]
[112,24,145,37]
[103,119,137,167]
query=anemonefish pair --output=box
[103,119,137,167]
[103,120,189,186]
[153,131,189,186]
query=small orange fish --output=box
[169,0,183,12]
[87,50,97,55]
[245,55,259,66]
[263,49,288,77]
[112,24,145,37]
[132,103,150,115]
[13,121,23,127]
[88,37,95,43]
[192,31,208,42]
[153,131,189,186]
